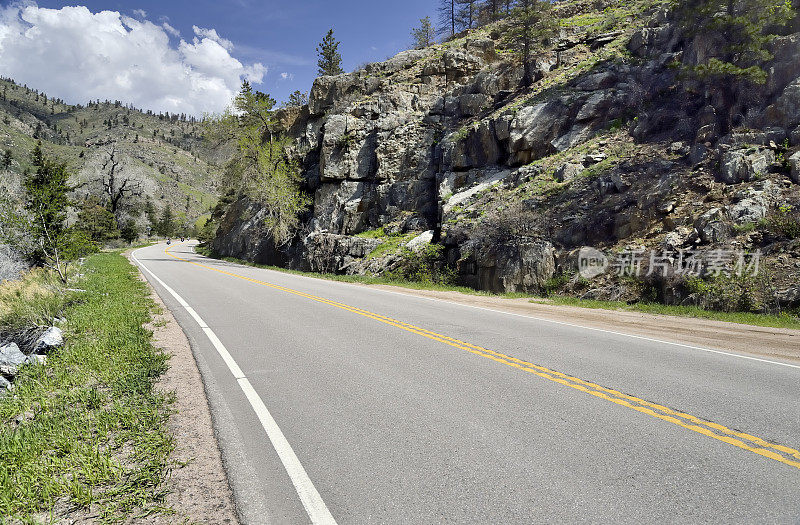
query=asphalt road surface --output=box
[133,241,800,524]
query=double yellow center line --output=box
[165,244,800,470]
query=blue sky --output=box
[12,0,438,110]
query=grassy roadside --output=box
[0,252,174,522]
[196,247,800,330]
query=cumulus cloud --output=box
[0,3,266,115]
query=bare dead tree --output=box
[100,144,143,216]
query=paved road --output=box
[133,241,800,524]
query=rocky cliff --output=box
[212,0,800,311]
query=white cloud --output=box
[132,8,146,18]
[192,25,233,51]
[0,3,267,116]
[161,21,180,37]
[280,72,294,81]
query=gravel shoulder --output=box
[367,285,800,363]
[130,252,239,524]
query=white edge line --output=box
[190,246,800,372]
[131,247,338,525]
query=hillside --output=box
[0,78,220,233]
[210,0,800,314]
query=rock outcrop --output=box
[212,2,800,298]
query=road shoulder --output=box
[366,285,800,363]
[130,252,239,524]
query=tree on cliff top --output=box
[317,29,344,76]
[504,0,559,86]
[411,16,436,48]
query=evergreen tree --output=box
[157,204,176,238]
[1,149,11,170]
[439,0,458,38]
[411,16,436,49]
[120,219,139,244]
[144,198,157,227]
[317,29,344,76]
[25,142,70,240]
[675,0,795,85]
[286,90,309,107]
[76,200,120,242]
[456,0,480,30]
[504,0,558,86]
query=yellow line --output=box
[163,244,800,470]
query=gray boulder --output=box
[719,149,774,184]
[32,327,63,355]
[776,286,800,307]
[0,343,27,376]
[789,151,800,184]
[0,375,10,390]
[476,241,556,293]
[694,208,730,244]
[406,231,435,252]
[553,162,584,183]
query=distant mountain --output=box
[0,77,223,233]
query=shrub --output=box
[764,205,800,239]
[386,244,456,285]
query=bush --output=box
[386,244,456,285]
[764,205,800,239]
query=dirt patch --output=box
[366,285,800,363]
[130,252,238,524]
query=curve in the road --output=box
[161,244,800,472]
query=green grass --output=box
[0,252,174,522]
[535,296,800,330]
[198,246,800,330]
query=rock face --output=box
[719,149,774,184]
[790,151,800,184]
[464,241,556,293]
[211,5,800,297]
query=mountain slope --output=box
[0,78,220,231]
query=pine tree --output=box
[317,29,344,76]
[675,0,795,133]
[456,0,480,30]
[1,149,11,170]
[439,0,458,38]
[675,0,795,84]
[504,0,558,86]
[286,90,309,107]
[157,204,176,238]
[411,16,436,49]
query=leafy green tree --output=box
[504,0,559,86]
[317,29,344,76]
[204,82,309,245]
[76,200,120,242]
[1,149,11,170]
[411,16,436,48]
[120,219,139,244]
